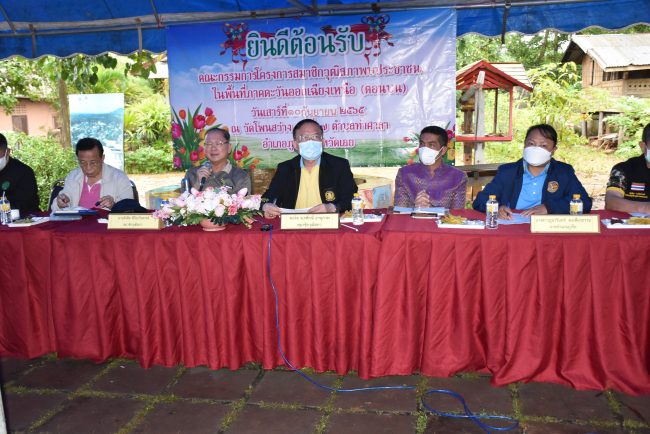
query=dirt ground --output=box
[130,167,608,210]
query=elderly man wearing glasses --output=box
[261,118,357,218]
[51,137,133,211]
[184,127,251,194]
[473,123,592,217]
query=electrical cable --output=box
[265,227,519,433]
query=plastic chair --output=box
[130,180,140,205]
[48,179,65,211]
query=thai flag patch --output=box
[631,182,645,192]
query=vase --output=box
[200,219,226,232]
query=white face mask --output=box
[418,147,441,165]
[645,148,650,164]
[298,140,323,161]
[523,146,552,166]
[0,153,7,172]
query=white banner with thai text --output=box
[167,9,456,170]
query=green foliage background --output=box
[9,132,77,210]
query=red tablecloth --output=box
[370,211,650,395]
[46,217,383,375]
[1,211,649,395]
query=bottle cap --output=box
[353,193,359,197]
[573,194,580,199]
[489,195,496,200]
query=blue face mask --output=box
[298,140,323,161]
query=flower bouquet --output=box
[154,186,263,229]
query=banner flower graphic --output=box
[171,105,218,168]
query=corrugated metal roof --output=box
[568,34,650,70]
[491,63,532,89]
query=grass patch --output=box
[219,396,248,431]
[313,376,343,434]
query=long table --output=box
[1,211,649,395]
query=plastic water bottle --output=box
[0,191,11,225]
[570,194,583,215]
[485,194,498,229]
[351,193,364,225]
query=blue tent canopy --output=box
[0,0,648,58]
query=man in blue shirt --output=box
[473,124,592,217]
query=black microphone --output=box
[199,176,206,192]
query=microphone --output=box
[199,176,206,192]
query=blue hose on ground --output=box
[265,227,519,433]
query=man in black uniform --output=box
[261,119,357,218]
[0,133,39,216]
[606,123,650,214]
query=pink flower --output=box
[241,145,248,153]
[172,123,182,139]
[205,107,214,117]
[193,115,206,129]
[447,129,455,140]
[233,150,243,161]
[228,204,238,215]
[173,156,181,168]
[403,136,410,142]
[190,151,199,161]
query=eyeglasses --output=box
[297,134,323,142]
[204,141,230,148]
[78,160,101,168]
[205,140,230,149]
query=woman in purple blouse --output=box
[394,126,468,209]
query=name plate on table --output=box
[530,215,600,234]
[280,213,340,230]
[107,213,163,230]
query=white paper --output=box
[497,213,531,225]
[279,207,312,214]
[53,206,92,214]
[340,214,384,223]
[393,206,447,215]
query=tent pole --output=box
[0,2,16,33]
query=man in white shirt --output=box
[51,138,133,211]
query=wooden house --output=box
[562,33,650,98]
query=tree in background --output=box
[457,31,569,70]
[9,132,77,210]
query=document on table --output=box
[393,206,447,215]
[497,213,530,225]
[279,207,311,214]
[52,206,99,216]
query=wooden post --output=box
[463,143,473,165]
[597,111,604,148]
[618,127,624,149]
[493,89,499,134]
[581,120,588,137]
[474,86,485,164]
